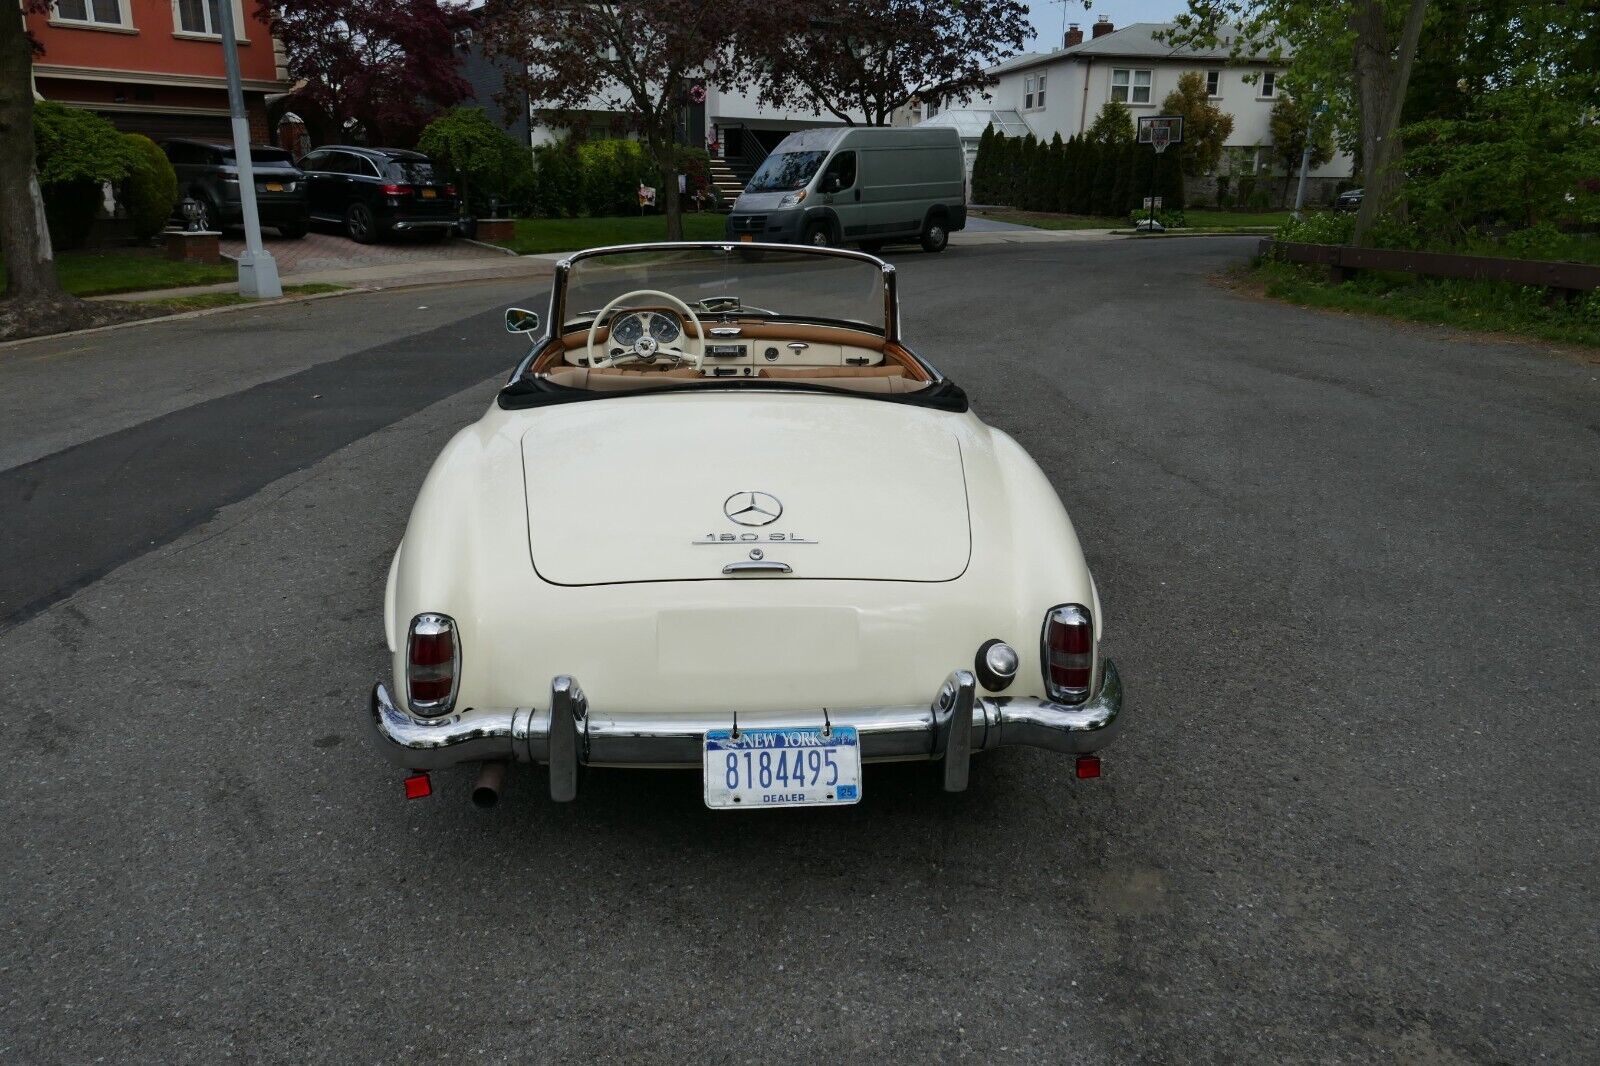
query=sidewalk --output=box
[105,252,556,303]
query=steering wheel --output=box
[586,289,704,370]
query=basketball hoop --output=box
[1150,126,1172,154]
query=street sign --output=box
[1142,197,1164,210]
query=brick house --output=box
[26,0,291,142]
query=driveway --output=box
[218,227,509,276]
[1,239,1596,1062]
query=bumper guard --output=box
[370,660,1123,799]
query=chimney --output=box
[1092,15,1115,39]
[1064,23,1083,47]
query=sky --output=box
[1025,0,1191,52]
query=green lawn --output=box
[983,208,1290,232]
[0,251,239,297]
[494,214,729,255]
[1186,209,1293,229]
[980,210,1124,230]
[1252,259,1600,349]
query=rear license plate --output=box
[262,182,284,192]
[739,233,753,242]
[703,726,860,809]
[421,188,437,199]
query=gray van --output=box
[725,127,965,253]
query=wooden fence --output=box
[1257,240,1600,297]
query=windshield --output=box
[561,246,886,333]
[744,151,828,193]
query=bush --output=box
[1275,211,1354,244]
[1247,189,1271,210]
[577,138,655,215]
[1236,174,1257,206]
[32,101,137,249]
[122,134,178,241]
[1129,208,1186,229]
[418,107,537,216]
[533,141,584,217]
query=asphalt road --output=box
[2,239,1596,1062]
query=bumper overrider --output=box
[369,661,1123,798]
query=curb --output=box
[0,286,367,352]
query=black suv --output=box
[160,139,310,238]
[296,146,459,243]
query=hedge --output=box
[122,134,179,241]
[532,138,717,218]
[972,129,1186,217]
[32,101,138,250]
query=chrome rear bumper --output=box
[370,661,1122,796]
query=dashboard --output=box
[606,310,681,352]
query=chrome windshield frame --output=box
[510,242,909,385]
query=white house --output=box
[919,16,1354,205]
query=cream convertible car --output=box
[371,243,1123,809]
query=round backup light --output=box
[975,639,1020,691]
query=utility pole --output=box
[1293,99,1327,220]
[216,0,281,298]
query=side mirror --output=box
[504,307,540,334]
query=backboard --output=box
[1137,115,1185,152]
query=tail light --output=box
[444,183,458,196]
[1042,604,1093,703]
[407,613,459,715]
[382,183,413,196]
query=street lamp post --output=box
[215,0,281,298]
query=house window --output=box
[1260,71,1276,97]
[1111,68,1152,105]
[53,0,127,27]
[926,100,939,118]
[1205,70,1221,97]
[174,0,244,37]
[1023,73,1046,110]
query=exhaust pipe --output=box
[471,760,508,809]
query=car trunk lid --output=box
[521,394,970,585]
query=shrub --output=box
[1236,174,1257,206]
[533,140,584,217]
[1129,208,1186,229]
[578,138,654,215]
[1275,211,1354,244]
[1247,188,1271,210]
[418,107,535,216]
[121,134,178,241]
[32,101,137,249]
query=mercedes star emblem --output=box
[724,491,782,526]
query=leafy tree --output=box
[1167,0,1429,244]
[481,0,743,239]
[1086,99,1135,145]
[741,0,1032,127]
[1110,142,1134,215]
[1053,134,1076,213]
[122,134,179,242]
[1267,94,1333,205]
[971,125,994,203]
[1160,71,1235,176]
[263,0,475,145]
[418,106,533,215]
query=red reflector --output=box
[444,184,458,196]
[404,772,432,799]
[382,183,413,196]
[1075,754,1101,779]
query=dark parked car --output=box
[296,146,459,244]
[161,139,310,237]
[1334,187,1364,212]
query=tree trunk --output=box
[1350,0,1428,246]
[0,8,63,303]
[659,144,682,241]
